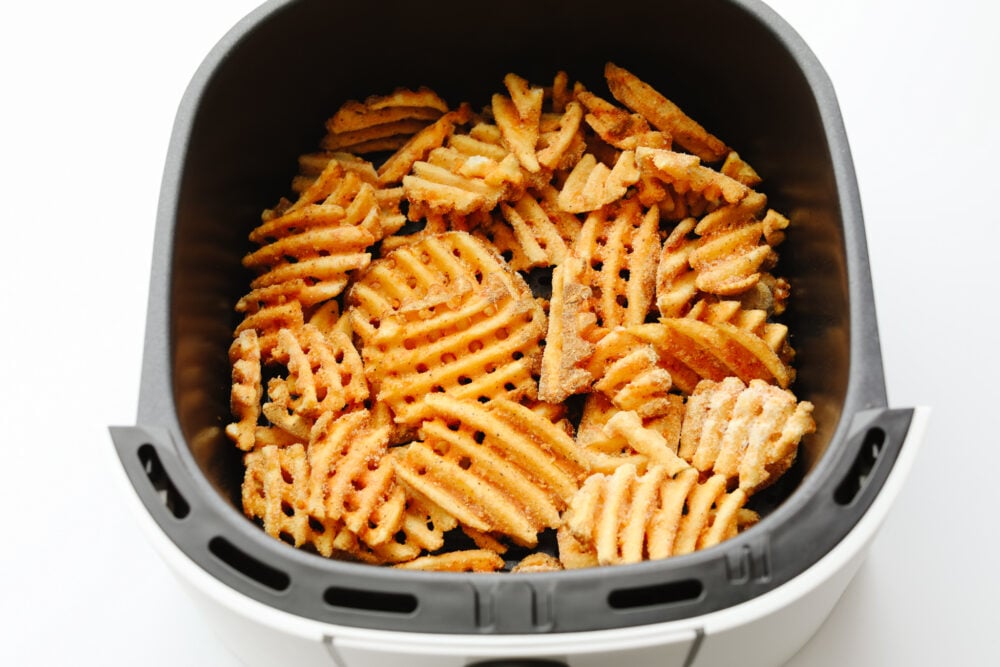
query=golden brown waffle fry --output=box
[593,345,674,418]
[574,198,660,330]
[391,395,590,546]
[636,147,750,207]
[327,88,448,133]
[576,87,668,151]
[537,101,586,171]
[538,256,598,403]
[605,63,729,163]
[305,410,395,531]
[242,443,345,558]
[226,329,263,452]
[322,87,449,154]
[721,151,762,188]
[602,410,689,476]
[493,73,544,173]
[565,464,748,565]
[393,550,506,572]
[511,552,564,573]
[377,104,473,185]
[632,310,794,393]
[233,300,305,362]
[242,223,373,309]
[655,217,701,317]
[556,151,640,213]
[680,378,815,492]
[347,231,520,339]
[268,324,368,420]
[403,147,524,218]
[363,271,546,426]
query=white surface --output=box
[0,1,994,665]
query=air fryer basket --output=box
[111,0,915,637]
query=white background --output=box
[0,0,996,664]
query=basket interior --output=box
[163,0,852,544]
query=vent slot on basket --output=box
[137,444,190,519]
[834,427,886,506]
[208,536,291,591]
[324,586,418,614]
[607,578,703,610]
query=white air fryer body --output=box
[113,409,926,667]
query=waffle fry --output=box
[565,464,750,565]
[322,87,449,154]
[574,198,660,330]
[242,444,345,558]
[511,552,564,573]
[225,329,263,452]
[538,256,598,403]
[605,62,729,163]
[347,230,525,339]
[556,151,640,213]
[393,550,506,572]
[355,241,546,425]
[680,378,815,492]
[391,395,590,546]
[493,73,544,173]
[636,147,750,207]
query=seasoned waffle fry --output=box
[605,63,729,163]
[511,552,564,573]
[680,378,815,492]
[225,330,263,452]
[557,151,640,213]
[493,73,544,173]
[655,217,701,317]
[574,198,660,330]
[377,104,473,185]
[392,395,589,546]
[636,147,750,206]
[565,464,749,565]
[357,258,546,425]
[322,87,449,154]
[228,63,815,570]
[393,550,506,572]
[242,444,345,557]
[538,256,598,403]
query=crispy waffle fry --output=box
[603,410,689,476]
[636,147,750,207]
[574,198,660,330]
[556,151,640,214]
[511,552,564,573]
[680,378,815,492]
[233,300,305,362]
[655,217,701,317]
[347,231,521,337]
[565,464,749,565]
[605,63,729,163]
[493,73,544,173]
[242,444,346,558]
[322,87,449,154]
[391,395,590,546]
[393,550,506,572]
[226,329,263,452]
[377,104,473,185]
[538,256,598,403]
[403,147,524,217]
[269,324,368,419]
